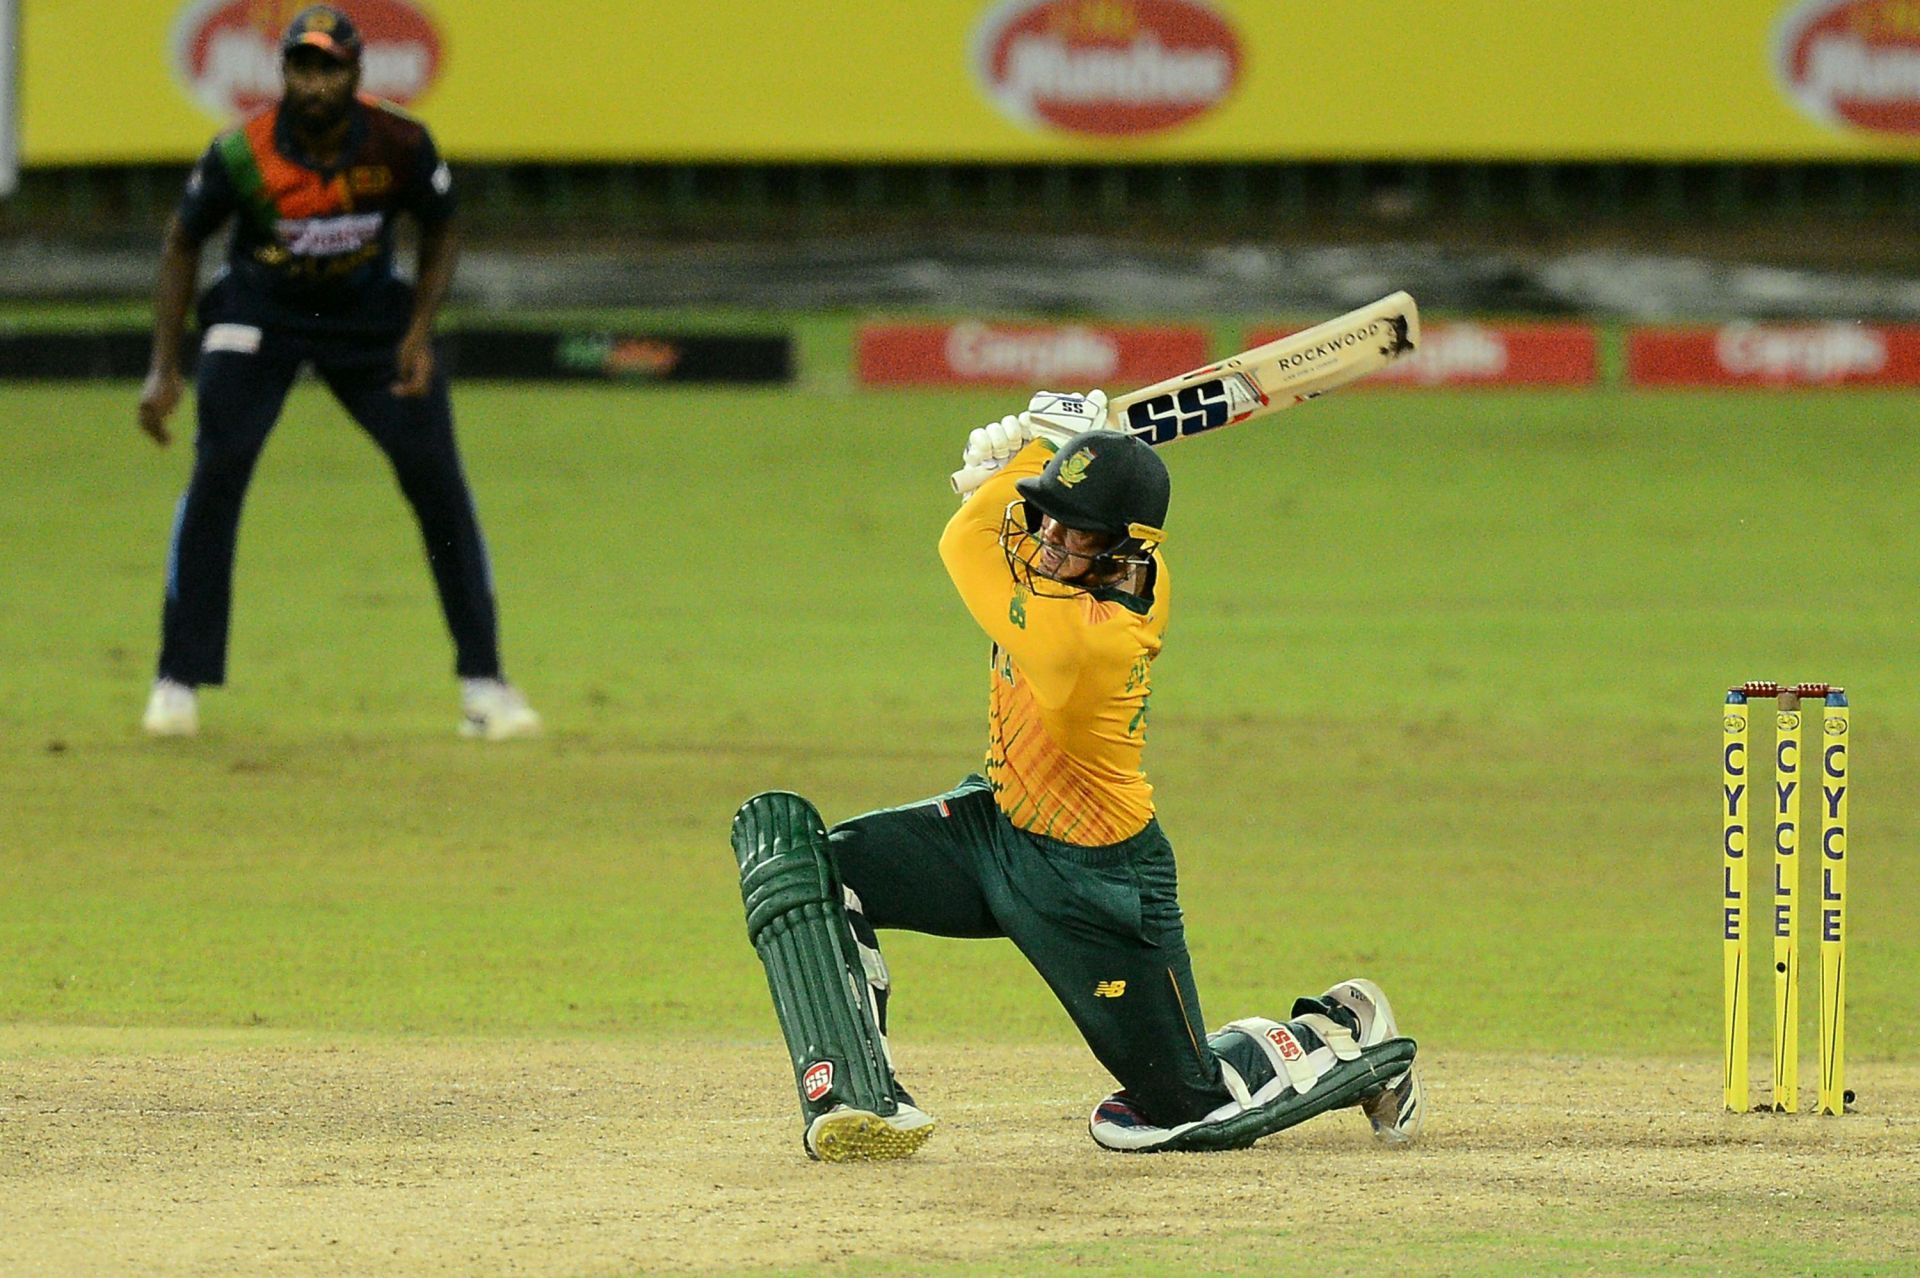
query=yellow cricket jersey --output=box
[938,440,1168,846]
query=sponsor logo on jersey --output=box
[277,212,385,256]
[1093,980,1128,998]
[974,0,1243,137]
[802,1060,835,1102]
[348,165,393,197]
[1777,0,1920,136]
[172,0,444,119]
[1265,1026,1306,1062]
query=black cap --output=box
[281,6,362,62]
[1016,430,1170,548]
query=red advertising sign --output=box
[973,0,1243,137]
[857,321,1211,389]
[1627,323,1920,386]
[172,0,445,119]
[1777,0,1920,137]
[1243,321,1601,388]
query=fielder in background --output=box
[135,5,537,741]
[733,391,1422,1161]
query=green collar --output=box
[1091,561,1157,615]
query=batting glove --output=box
[962,413,1028,471]
[1020,388,1108,446]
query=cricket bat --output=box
[950,291,1420,495]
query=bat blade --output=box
[949,291,1419,495]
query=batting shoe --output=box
[1318,977,1424,1146]
[141,678,199,737]
[459,678,541,741]
[804,1101,937,1163]
[1089,1091,1208,1152]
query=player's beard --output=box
[288,89,351,133]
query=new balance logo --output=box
[1094,980,1127,998]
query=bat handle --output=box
[949,461,998,496]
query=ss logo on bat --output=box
[1126,380,1231,444]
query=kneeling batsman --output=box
[732,390,1422,1161]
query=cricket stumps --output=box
[1722,681,1850,1116]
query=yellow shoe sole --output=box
[808,1111,936,1163]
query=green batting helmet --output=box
[1015,430,1169,558]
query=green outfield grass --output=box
[3,371,1917,1274]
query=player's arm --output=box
[393,219,457,396]
[394,129,458,397]
[136,217,202,447]
[139,144,231,446]
[937,393,1106,703]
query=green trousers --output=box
[828,775,1235,1126]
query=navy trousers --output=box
[158,329,500,686]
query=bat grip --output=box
[949,461,998,496]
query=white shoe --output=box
[1323,977,1425,1146]
[459,678,541,740]
[804,1102,937,1163]
[142,678,199,737]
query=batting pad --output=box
[1194,1036,1415,1151]
[1090,1020,1419,1153]
[733,791,901,1128]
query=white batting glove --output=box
[1020,388,1108,446]
[962,414,1029,471]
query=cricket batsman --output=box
[732,392,1422,1161]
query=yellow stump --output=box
[1772,694,1803,1112]
[1818,694,1850,1116]
[1723,692,1750,1112]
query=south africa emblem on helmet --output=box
[1058,447,1095,488]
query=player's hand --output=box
[962,414,1028,472]
[137,366,184,447]
[391,331,435,397]
[1020,388,1108,445]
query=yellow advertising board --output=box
[21,0,1920,164]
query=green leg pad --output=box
[1164,1037,1419,1153]
[733,791,898,1124]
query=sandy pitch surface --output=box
[4,1032,1917,1276]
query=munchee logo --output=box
[172,0,444,120]
[973,0,1244,137]
[1776,0,1920,135]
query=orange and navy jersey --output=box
[177,96,453,333]
[938,439,1169,846]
